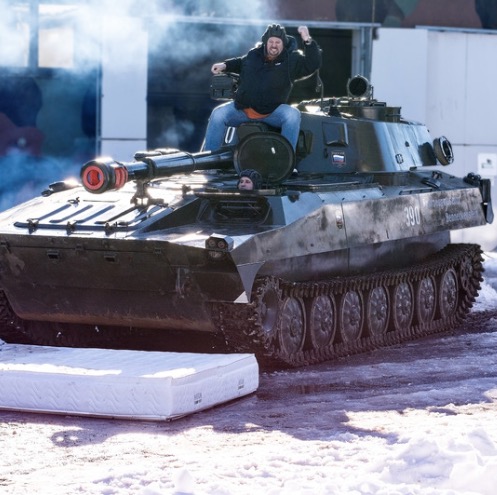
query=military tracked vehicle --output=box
[0,76,493,367]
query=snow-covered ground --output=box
[1,253,497,495]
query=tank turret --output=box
[0,76,493,368]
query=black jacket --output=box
[223,37,322,114]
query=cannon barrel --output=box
[81,148,234,194]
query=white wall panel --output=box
[425,31,467,143]
[371,28,429,124]
[372,27,497,250]
[465,35,497,145]
[100,139,147,162]
[100,17,147,157]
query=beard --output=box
[266,46,282,60]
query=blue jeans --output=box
[202,101,301,151]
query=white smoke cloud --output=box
[0,152,80,212]
[0,1,30,67]
[0,0,278,70]
[0,0,279,211]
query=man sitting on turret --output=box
[203,24,322,152]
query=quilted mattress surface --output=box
[0,342,259,420]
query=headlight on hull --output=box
[205,234,234,261]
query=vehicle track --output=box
[216,244,486,368]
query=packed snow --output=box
[0,252,496,495]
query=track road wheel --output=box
[391,281,414,332]
[416,276,436,326]
[439,268,458,319]
[339,290,363,343]
[278,296,305,356]
[366,286,389,337]
[307,294,336,349]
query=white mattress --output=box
[0,342,259,420]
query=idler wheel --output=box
[339,290,364,342]
[307,294,336,348]
[366,286,389,337]
[415,276,437,326]
[439,268,459,319]
[254,278,281,341]
[459,256,474,293]
[278,296,305,355]
[391,282,414,332]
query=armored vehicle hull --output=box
[0,77,493,367]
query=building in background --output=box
[3,0,493,158]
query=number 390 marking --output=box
[404,206,421,226]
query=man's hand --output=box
[298,26,311,43]
[211,63,226,74]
